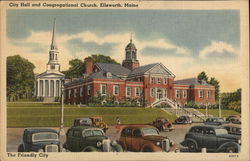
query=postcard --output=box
[0,0,249,161]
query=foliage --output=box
[7,103,176,127]
[221,88,241,112]
[62,54,120,79]
[197,71,220,101]
[7,55,35,101]
[197,109,240,118]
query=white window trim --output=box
[164,78,167,85]
[207,90,210,98]
[151,77,155,84]
[87,85,91,95]
[157,78,161,84]
[199,90,203,98]
[100,84,107,95]
[175,89,180,99]
[126,87,131,97]
[113,85,119,95]
[150,88,155,97]
[163,89,167,98]
[183,90,187,99]
[135,88,140,97]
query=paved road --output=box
[7,123,202,152]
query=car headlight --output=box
[111,140,117,146]
[156,142,160,146]
[238,139,241,145]
[38,148,44,152]
[170,140,175,146]
[97,141,102,147]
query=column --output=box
[48,79,51,97]
[59,79,61,96]
[43,80,45,97]
[54,80,57,97]
[37,80,40,97]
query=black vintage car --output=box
[204,117,229,126]
[174,116,192,124]
[181,125,241,153]
[63,126,123,152]
[223,124,241,136]
[18,128,61,152]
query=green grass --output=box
[197,109,240,117]
[7,102,176,127]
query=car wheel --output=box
[18,144,24,152]
[82,146,98,152]
[226,147,237,153]
[187,141,197,152]
[142,147,153,152]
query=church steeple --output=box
[122,34,140,70]
[47,19,60,73]
[50,18,57,51]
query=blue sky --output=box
[6,9,240,91]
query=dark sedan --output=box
[204,117,229,126]
[174,116,192,124]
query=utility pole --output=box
[206,100,208,119]
[59,78,65,151]
[219,97,222,117]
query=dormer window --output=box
[106,72,112,78]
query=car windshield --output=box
[142,128,159,136]
[215,128,228,135]
[32,132,58,142]
[216,118,224,122]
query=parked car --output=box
[223,124,241,136]
[174,116,192,124]
[118,125,178,152]
[152,117,174,131]
[18,128,61,152]
[226,115,241,124]
[73,117,109,132]
[181,125,241,153]
[63,126,123,152]
[204,117,229,126]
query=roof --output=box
[25,128,58,134]
[122,124,156,129]
[174,77,212,86]
[126,42,137,50]
[87,70,121,80]
[95,63,131,76]
[129,63,158,76]
[36,71,65,77]
[69,126,102,131]
[191,125,225,129]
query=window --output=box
[100,84,107,95]
[163,89,167,98]
[183,90,187,99]
[126,87,131,97]
[199,90,203,98]
[113,85,119,95]
[207,90,210,98]
[67,130,73,136]
[175,90,180,98]
[164,78,167,85]
[157,78,161,84]
[135,88,140,96]
[150,88,155,97]
[87,85,91,95]
[150,77,155,84]
[106,72,112,78]
[80,87,83,97]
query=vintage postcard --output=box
[0,0,249,161]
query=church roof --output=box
[125,42,136,50]
[174,77,213,86]
[95,63,131,77]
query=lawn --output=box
[197,108,240,118]
[7,102,176,127]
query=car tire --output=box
[82,146,98,152]
[187,141,197,152]
[226,146,237,153]
[142,147,153,152]
[18,144,24,152]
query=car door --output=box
[124,128,133,151]
[66,129,74,151]
[72,130,81,152]
[131,128,142,152]
[201,127,217,151]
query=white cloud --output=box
[198,41,238,59]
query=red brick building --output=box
[64,38,215,107]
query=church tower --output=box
[122,34,140,70]
[46,19,60,73]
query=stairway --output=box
[43,97,55,102]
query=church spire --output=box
[50,18,57,50]
[130,33,132,43]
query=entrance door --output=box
[157,89,162,99]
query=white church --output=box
[34,19,65,102]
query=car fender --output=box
[111,144,123,152]
[82,146,99,152]
[140,143,163,152]
[216,142,240,152]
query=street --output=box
[7,123,201,152]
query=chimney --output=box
[84,57,93,74]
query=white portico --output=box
[34,19,64,101]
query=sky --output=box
[6,9,240,92]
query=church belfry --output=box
[47,18,60,72]
[122,34,140,70]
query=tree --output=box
[197,71,209,83]
[63,54,120,79]
[7,55,35,101]
[209,77,220,101]
[221,88,241,112]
